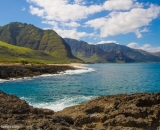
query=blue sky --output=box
[0,0,160,52]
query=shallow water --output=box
[0,63,160,111]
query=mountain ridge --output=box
[64,38,160,63]
[0,22,160,64]
[152,52,160,57]
[64,38,107,63]
[98,43,160,62]
[0,22,82,63]
[0,22,80,62]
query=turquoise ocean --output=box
[0,63,160,111]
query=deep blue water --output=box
[0,63,160,111]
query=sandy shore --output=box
[47,63,85,67]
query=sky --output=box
[0,0,160,52]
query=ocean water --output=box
[0,63,160,111]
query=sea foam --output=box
[0,65,95,82]
[60,65,95,75]
[39,65,95,77]
[28,95,95,112]
[0,79,8,83]
[0,77,33,83]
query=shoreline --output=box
[0,63,85,66]
[0,64,79,79]
[0,90,160,129]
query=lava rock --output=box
[0,91,160,130]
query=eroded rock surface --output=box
[57,93,160,130]
[0,91,76,130]
[0,91,160,130]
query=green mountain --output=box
[1,22,159,64]
[64,38,160,63]
[0,22,81,63]
[64,38,107,63]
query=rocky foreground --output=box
[0,91,160,130]
[0,65,75,79]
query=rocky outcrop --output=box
[0,91,160,130]
[57,93,160,130]
[0,65,75,79]
[0,90,76,130]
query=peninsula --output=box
[0,64,75,79]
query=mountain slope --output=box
[65,38,160,63]
[97,43,129,52]
[0,41,78,64]
[0,22,80,63]
[97,43,160,62]
[64,38,107,63]
[152,52,160,57]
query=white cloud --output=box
[26,0,103,39]
[127,42,160,52]
[97,40,119,44]
[103,0,143,11]
[74,0,86,5]
[42,20,94,39]
[29,5,45,17]
[86,4,160,38]
[64,22,80,28]
[27,0,103,22]
[26,0,160,41]
[135,28,148,38]
[42,20,59,28]
[85,17,107,30]
[55,28,94,40]
[22,7,26,11]
[127,42,139,48]
[103,0,134,11]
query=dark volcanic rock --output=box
[0,65,75,79]
[0,91,160,130]
[56,93,160,130]
[0,91,75,130]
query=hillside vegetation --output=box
[0,22,81,63]
[0,41,79,64]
